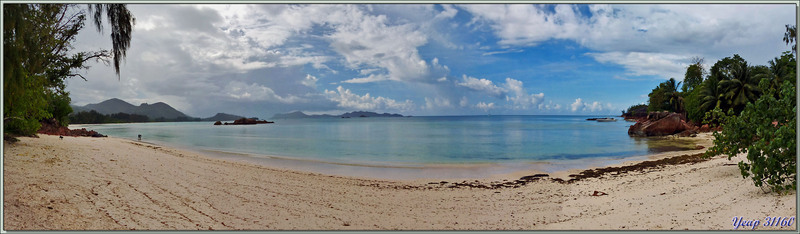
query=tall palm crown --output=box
[718,60,760,113]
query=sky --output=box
[66,4,797,118]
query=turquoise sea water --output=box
[76,115,696,178]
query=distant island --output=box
[272,111,404,119]
[214,118,274,126]
[69,98,246,124]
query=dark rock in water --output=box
[628,112,692,137]
[222,118,274,125]
[213,121,222,125]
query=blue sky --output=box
[67,4,797,118]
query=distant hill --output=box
[72,98,189,120]
[202,113,246,121]
[271,111,310,119]
[272,111,404,119]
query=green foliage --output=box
[622,104,648,118]
[68,111,202,124]
[46,92,73,126]
[761,51,797,91]
[702,54,762,115]
[648,78,683,113]
[69,110,111,124]
[683,84,704,124]
[704,80,796,192]
[3,4,134,136]
[682,57,705,93]
[3,5,77,135]
[785,24,796,54]
[69,111,147,124]
[718,59,760,114]
[699,73,722,119]
[88,4,135,77]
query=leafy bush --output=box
[704,80,796,192]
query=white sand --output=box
[3,134,795,230]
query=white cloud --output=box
[587,52,688,80]
[424,97,453,110]
[224,81,302,103]
[571,98,584,112]
[570,98,609,113]
[301,74,318,88]
[504,78,545,109]
[538,100,561,110]
[457,74,506,97]
[462,4,795,78]
[342,74,388,84]
[476,102,496,112]
[435,4,459,20]
[506,78,544,109]
[324,86,414,111]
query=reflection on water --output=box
[76,115,701,166]
[631,137,698,153]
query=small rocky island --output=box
[214,118,274,125]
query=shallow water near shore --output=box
[75,115,698,179]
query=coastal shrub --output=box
[47,92,73,126]
[3,4,134,137]
[705,79,796,193]
[647,78,683,113]
[683,85,705,124]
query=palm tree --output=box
[765,52,796,90]
[719,60,760,113]
[88,4,135,77]
[664,78,683,113]
[699,75,722,114]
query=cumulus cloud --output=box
[570,98,608,113]
[456,74,506,97]
[571,98,584,112]
[476,102,496,112]
[301,74,319,88]
[324,86,414,111]
[462,4,795,78]
[224,81,303,103]
[504,78,545,109]
[587,52,688,80]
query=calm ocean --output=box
[76,115,696,178]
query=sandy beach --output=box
[3,134,796,230]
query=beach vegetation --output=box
[704,79,796,193]
[622,104,648,118]
[647,77,683,113]
[3,4,133,137]
[682,57,705,93]
[642,25,797,192]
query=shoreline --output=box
[87,131,711,182]
[3,134,795,230]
